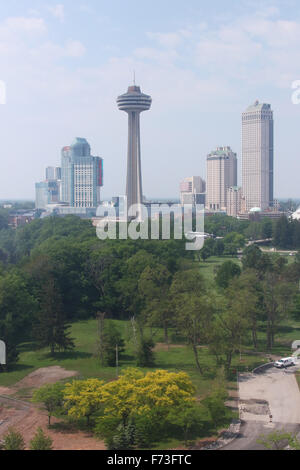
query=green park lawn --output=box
[0,254,295,393]
[0,318,269,395]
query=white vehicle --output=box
[274,357,295,369]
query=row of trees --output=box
[198,232,245,261]
[273,216,300,249]
[203,213,300,249]
[33,368,229,449]
[1,215,299,372]
[92,243,300,375]
[0,216,190,367]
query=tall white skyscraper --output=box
[206,146,237,211]
[242,101,274,211]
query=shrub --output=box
[2,428,25,450]
[29,427,53,450]
[136,338,155,367]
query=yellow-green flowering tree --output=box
[63,378,104,425]
[100,368,195,425]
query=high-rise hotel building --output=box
[61,138,103,208]
[242,101,274,211]
[206,146,237,211]
[180,176,206,206]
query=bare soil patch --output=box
[14,366,78,390]
[0,387,14,396]
[0,366,106,450]
[0,403,106,450]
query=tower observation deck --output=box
[117,85,152,220]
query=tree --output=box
[261,218,273,239]
[99,368,195,428]
[242,245,271,278]
[34,276,74,356]
[136,337,155,367]
[257,430,300,450]
[0,271,37,367]
[101,321,125,367]
[64,378,104,426]
[87,246,121,317]
[227,271,262,349]
[273,216,292,249]
[223,232,245,255]
[171,270,214,374]
[116,250,158,319]
[29,428,53,450]
[209,297,249,372]
[138,264,172,345]
[2,428,25,450]
[214,239,225,256]
[0,210,9,231]
[263,271,296,349]
[202,390,228,428]
[199,245,211,262]
[95,415,123,449]
[32,383,65,426]
[245,222,263,241]
[215,260,241,289]
[168,403,211,445]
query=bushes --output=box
[202,390,228,427]
[2,428,25,451]
[1,427,53,451]
[30,428,53,450]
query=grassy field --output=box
[0,253,293,392]
[198,255,242,282]
[0,253,298,391]
[0,318,269,393]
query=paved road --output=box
[223,367,300,450]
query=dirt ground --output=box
[0,366,78,396]
[0,366,106,450]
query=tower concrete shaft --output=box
[117,85,152,219]
[126,111,143,211]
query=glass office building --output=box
[61,138,103,208]
[35,180,60,210]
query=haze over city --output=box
[0,0,300,200]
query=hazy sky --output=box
[0,0,300,200]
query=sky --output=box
[0,0,300,200]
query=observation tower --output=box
[117,84,152,219]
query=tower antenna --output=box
[133,70,136,86]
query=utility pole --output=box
[97,312,106,366]
[116,344,119,379]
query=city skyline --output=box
[1,1,300,200]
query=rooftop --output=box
[245,101,272,113]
